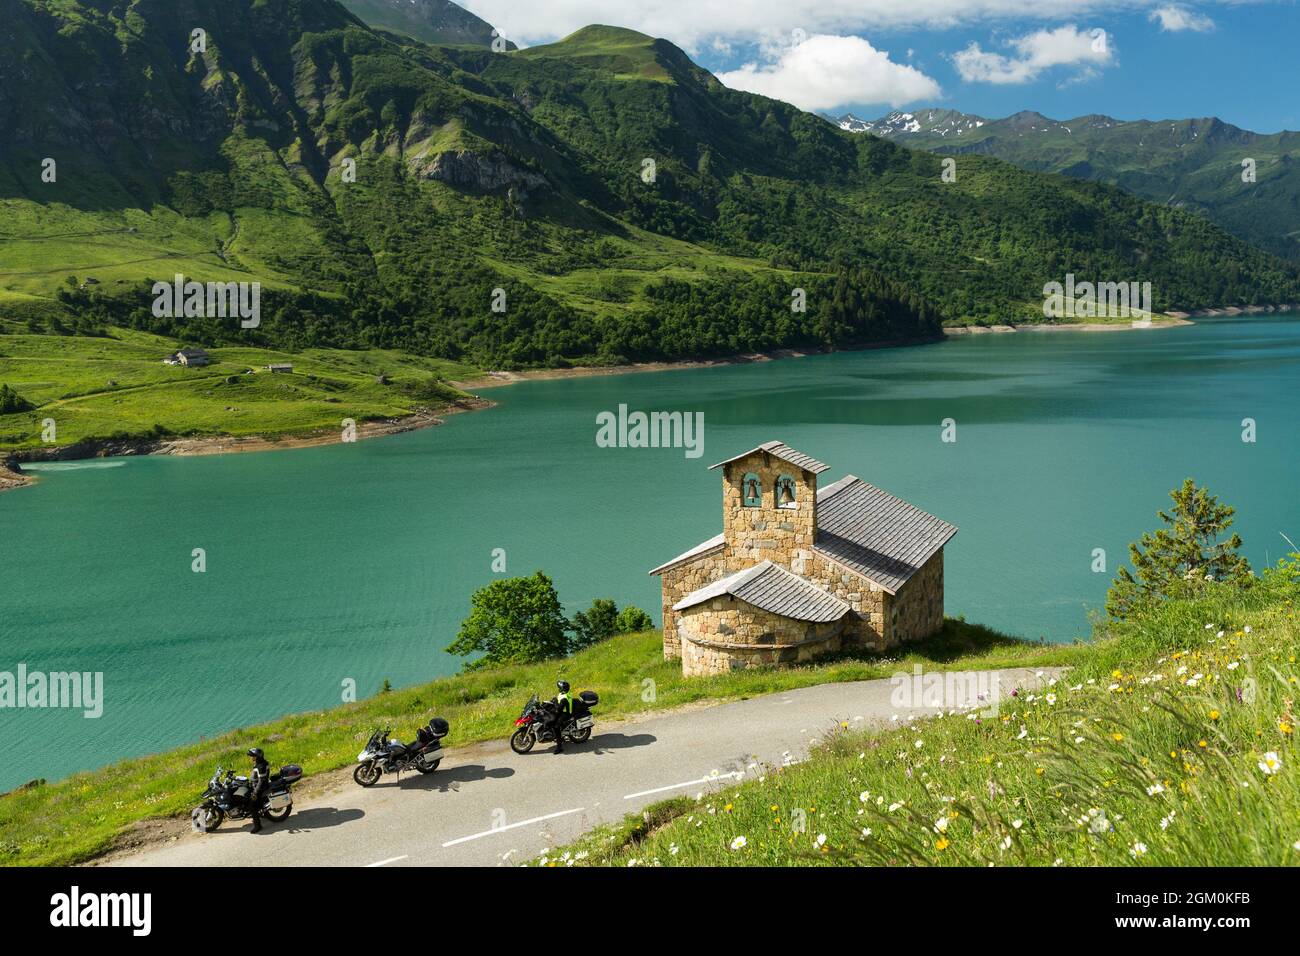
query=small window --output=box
[741,472,762,507]
[776,474,797,510]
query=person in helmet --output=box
[550,680,573,754]
[246,747,270,833]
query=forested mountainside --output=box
[2,1,1297,368]
[841,108,1300,263]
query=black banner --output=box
[0,865,1287,941]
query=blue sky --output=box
[469,1,1300,132]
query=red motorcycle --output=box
[510,692,598,753]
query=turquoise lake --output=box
[2,314,1299,791]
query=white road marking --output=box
[441,807,586,848]
[365,855,408,867]
[623,772,743,801]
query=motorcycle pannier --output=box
[278,764,303,784]
[578,690,599,706]
[428,717,450,738]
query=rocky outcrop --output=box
[415,149,547,193]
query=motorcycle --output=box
[191,762,302,833]
[510,690,598,754]
[353,717,450,786]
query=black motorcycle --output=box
[191,763,302,833]
[353,718,449,786]
[510,691,598,753]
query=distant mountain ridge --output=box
[338,0,514,49]
[836,108,1300,261]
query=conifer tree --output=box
[1106,479,1252,619]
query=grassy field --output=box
[0,620,1079,866]
[0,326,482,452]
[0,200,304,299]
[543,569,1300,867]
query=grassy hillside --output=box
[851,109,1300,263]
[548,565,1300,867]
[0,323,479,452]
[0,620,1076,866]
[1,0,1296,385]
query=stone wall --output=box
[657,543,726,660]
[795,551,887,649]
[721,453,817,572]
[886,549,945,645]
[678,596,845,676]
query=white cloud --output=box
[1149,5,1215,32]
[460,1,1229,50]
[952,24,1114,85]
[717,34,941,110]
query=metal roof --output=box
[673,561,851,622]
[708,440,829,475]
[812,476,957,594]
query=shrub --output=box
[0,384,33,414]
[615,605,654,633]
[570,598,620,652]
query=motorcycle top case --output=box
[428,717,450,738]
[578,690,599,706]
[277,764,304,784]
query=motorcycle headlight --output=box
[357,751,369,762]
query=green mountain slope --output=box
[844,108,1300,262]
[1,2,1297,382]
[338,0,514,49]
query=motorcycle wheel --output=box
[415,756,441,774]
[569,726,592,743]
[353,762,382,787]
[191,805,224,833]
[264,805,292,822]
[509,728,535,754]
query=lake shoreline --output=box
[452,315,1198,390]
[0,307,1281,490]
[945,316,1193,335]
[0,398,494,494]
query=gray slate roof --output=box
[812,476,957,594]
[709,440,829,475]
[650,475,956,594]
[673,561,851,622]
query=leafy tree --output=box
[447,571,570,670]
[615,605,654,633]
[569,598,620,652]
[1106,479,1252,619]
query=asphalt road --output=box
[111,668,1058,867]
